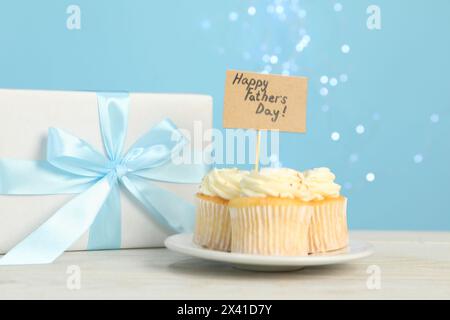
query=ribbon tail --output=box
[0,175,114,265]
[87,184,121,250]
[121,175,195,233]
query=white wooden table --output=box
[1,231,449,299]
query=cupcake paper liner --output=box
[229,204,313,256]
[308,197,348,253]
[193,197,231,251]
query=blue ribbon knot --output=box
[113,163,129,179]
[0,92,207,265]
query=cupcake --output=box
[302,167,348,254]
[228,168,314,256]
[194,168,247,251]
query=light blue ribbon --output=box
[0,92,207,265]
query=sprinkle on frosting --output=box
[240,168,311,199]
[239,167,341,201]
[199,168,248,200]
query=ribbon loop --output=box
[97,92,129,161]
[47,127,109,177]
[123,118,187,172]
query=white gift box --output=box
[0,89,212,254]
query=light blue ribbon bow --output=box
[0,92,206,265]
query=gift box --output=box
[0,89,212,263]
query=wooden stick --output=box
[254,129,262,172]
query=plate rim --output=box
[165,233,374,267]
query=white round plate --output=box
[165,233,374,272]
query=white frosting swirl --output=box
[302,167,341,200]
[240,168,311,199]
[199,168,248,200]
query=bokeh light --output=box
[430,113,440,123]
[334,3,343,12]
[331,131,340,141]
[355,124,365,134]
[366,172,376,182]
[229,12,238,21]
[248,6,256,16]
[414,154,424,164]
[341,44,350,54]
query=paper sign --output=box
[223,70,308,133]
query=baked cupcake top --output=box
[240,168,311,199]
[301,167,341,201]
[199,168,248,200]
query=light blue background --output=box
[0,1,448,230]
